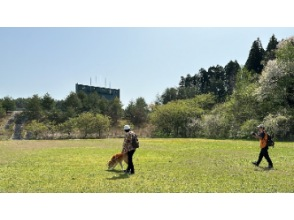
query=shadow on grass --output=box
[254,166,275,172]
[106,169,124,173]
[105,169,130,180]
[106,173,130,180]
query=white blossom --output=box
[255,60,284,100]
[255,36,294,101]
[277,36,294,49]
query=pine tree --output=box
[224,60,241,95]
[263,34,279,64]
[245,38,265,74]
[266,34,279,51]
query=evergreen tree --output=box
[179,76,186,88]
[125,97,149,127]
[41,93,55,112]
[266,35,279,52]
[2,96,16,112]
[25,95,43,121]
[63,92,82,118]
[199,68,210,94]
[184,74,193,87]
[160,87,178,104]
[107,97,123,125]
[207,65,226,102]
[245,38,265,74]
[263,34,279,64]
[224,60,240,95]
[15,98,27,110]
[80,92,101,114]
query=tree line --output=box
[153,35,293,140]
[1,34,293,140]
[156,35,279,105]
[0,92,149,139]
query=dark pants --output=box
[257,146,273,167]
[126,150,136,174]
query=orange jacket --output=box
[260,132,268,148]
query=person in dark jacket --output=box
[122,125,136,174]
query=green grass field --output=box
[0,138,293,193]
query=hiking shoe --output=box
[124,170,133,174]
[267,165,274,169]
[252,162,258,166]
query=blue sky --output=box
[1,27,293,107]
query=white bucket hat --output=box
[257,124,265,129]
[124,125,131,131]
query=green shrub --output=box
[239,119,260,139]
[264,113,293,140]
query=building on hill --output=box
[75,83,120,101]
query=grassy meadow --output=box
[0,138,293,193]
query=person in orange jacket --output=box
[251,124,273,169]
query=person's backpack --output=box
[131,133,139,148]
[267,133,275,147]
